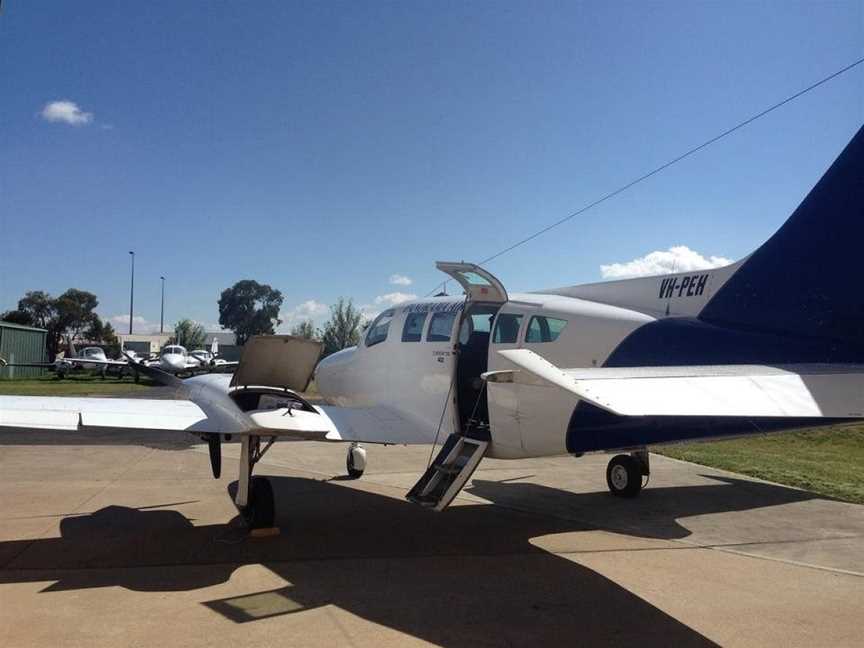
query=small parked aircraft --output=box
[2,125,863,529]
[0,344,131,379]
[146,344,236,375]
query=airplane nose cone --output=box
[165,356,184,371]
[314,346,356,404]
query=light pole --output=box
[128,251,135,335]
[160,276,166,334]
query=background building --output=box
[117,333,172,357]
[203,331,241,361]
[0,321,47,379]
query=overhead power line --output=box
[426,56,864,297]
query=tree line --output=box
[2,280,368,361]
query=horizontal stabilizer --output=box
[491,349,864,418]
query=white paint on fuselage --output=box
[540,259,743,319]
[314,290,659,459]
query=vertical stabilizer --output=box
[700,126,864,345]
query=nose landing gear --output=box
[606,449,650,498]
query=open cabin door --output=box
[434,261,508,304]
[407,262,507,511]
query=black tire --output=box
[606,454,643,498]
[346,450,364,479]
[241,476,275,529]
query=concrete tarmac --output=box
[1,430,862,647]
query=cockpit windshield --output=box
[162,346,185,356]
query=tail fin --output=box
[700,125,864,345]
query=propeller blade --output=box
[207,434,222,479]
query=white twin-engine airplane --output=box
[147,338,236,375]
[2,125,863,529]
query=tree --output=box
[320,298,362,357]
[1,310,34,326]
[218,280,283,346]
[171,319,207,349]
[17,291,56,330]
[290,319,317,340]
[54,289,99,351]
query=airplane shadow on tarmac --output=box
[0,474,816,647]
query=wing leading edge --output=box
[489,349,864,418]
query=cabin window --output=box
[525,316,567,343]
[427,312,456,342]
[401,312,427,342]
[492,313,522,344]
[365,309,395,347]
[458,310,496,344]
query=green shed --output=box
[0,321,48,379]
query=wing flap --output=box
[492,349,864,418]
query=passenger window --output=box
[365,309,394,347]
[492,313,522,344]
[525,316,567,343]
[401,312,427,342]
[427,312,456,342]
[458,311,495,344]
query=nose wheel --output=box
[346,443,366,479]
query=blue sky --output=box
[1,1,862,333]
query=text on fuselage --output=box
[658,273,709,299]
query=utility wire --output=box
[425,56,864,297]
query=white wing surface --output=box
[0,396,208,431]
[60,357,129,367]
[492,349,864,418]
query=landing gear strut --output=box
[606,449,649,498]
[346,442,366,479]
[235,434,277,529]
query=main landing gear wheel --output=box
[606,454,643,498]
[346,444,366,479]
[240,476,275,529]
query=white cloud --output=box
[279,299,330,329]
[109,314,161,333]
[389,273,413,286]
[374,292,417,306]
[40,100,93,126]
[353,292,418,324]
[600,246,732,279]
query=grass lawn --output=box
[658,426,864,504]
[0,373,156,396]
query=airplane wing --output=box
[490,349,864,418]
[0,392,336,438]
[0,395,210,431]
[59,357,129,367]
[1,336,333,438]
